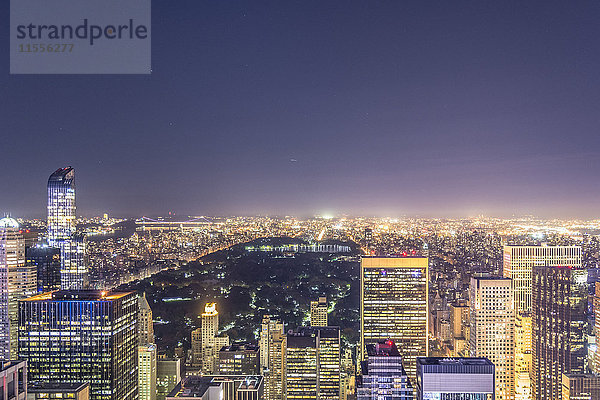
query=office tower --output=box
[286,326,340,400]
[0,218,17,360]
[139,344,157,400]
[138,292,154,345]
[26,245,61,292]
[340,348,355,400]
[514,313,532,400]
[260,315,284,373]
[469,277,515,400]
[449,302,469,357]
[356,340,413,400]
[265,329,286,400]
[561,373,600,400]
[0,360,27,400]
[201,303,229,374]
[218,343,260,375]
[503,245,582,315]
[503,245,582,398]
[157,358,181,400]
[531,266,587,400]
[0,217,36,359]
[18,290,138,400]
[310,297,328,326]
[191,328,202,368]
[166,375,263,400]
[361,257,428,382]
[47,167,88,290]
[28,382,90,400]
[416,357,495,400]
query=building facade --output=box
[357,340,413,400]
[218,342,260,375]
[310,297,328,326]
[561,373,600,400]
[18,290,138,400]
[531,266,587,400]
[200,303,229,374]
[361,257,428,382]
[47,167,88,290]
[139,344,157,400]
[286,326,341,400]
[416,357,495,400]
[26,245,61,292]
[469,277,515,400]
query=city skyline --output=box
[2,2,600,218]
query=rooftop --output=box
[23,290,135,302]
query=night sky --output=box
[2,1,600,218]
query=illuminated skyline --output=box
[2,2,600,218]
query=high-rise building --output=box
[260,315,284,373]
[504,245,581,400]
[200,303,229,374]
[514,313,532,400]
[139,344,157,400]
[138,293,154,345]
[0,360,27,400]
[361,257,428,382]
[449,301,469,357]
[47,167,88,290]
[218,342,260,375]
[469,277,515,400]
[191,328,202,368]
[28,382,90,400]
[264,328,286,400]
[310,297,328,326]
[356,340,413,400]
[503,245,581,315]
[416,357,495,400]
[531,266,587,400]
[561,373,600,400]
[0,217,36,359]
[166,375,263,400]
[157,358,181,400]
[26,245,61,292]
[18,290,138,400]
[0,218,19,360]
[286,326,340,400]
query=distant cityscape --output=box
[2,166,600,400]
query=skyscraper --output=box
[416,357,495,400]
[261,316,286,400]
[157,358,181,400]
[561,373,600,400]
[218,342,260,375]
[26,245,61,292]
[139,292,154,345]
[503,244,582,398]
[361,256,428,382]
[469,277,515,400]
[139,343,157,400]
[310,297,328,326]
[0,218,18,360]
[0,217,36,359]
[200,303,229,374]
[531,266,587,400]
[260,315,284,373]
[18,290,138,400]
[356,340,413,400]
[286,326,341,400]
[47,167,88,290]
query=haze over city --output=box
[3,1,600,218]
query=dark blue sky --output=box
[2,1,600,218]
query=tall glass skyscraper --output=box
[47,167,88,289]
[18,290,139,400]
[0,217,18,360]
[531,266,587,400]
[361,257,429,383]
